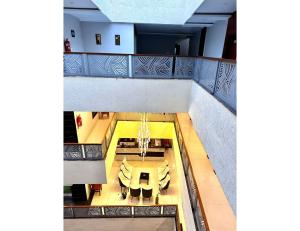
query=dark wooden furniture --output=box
[100,112,109,119]
[130,187,141,201]
[139,172,150,184]
[90,184,102,196]
[142,187,153,201]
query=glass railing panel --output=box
[132,55,173,78]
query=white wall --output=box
[64,160,107,184]
[64,14,84,52]
[64,78,192,112]
[64,218,176,231]
[81,22,135,54]
[188,82,236,214]
[203,20,228,58]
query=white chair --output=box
[122,159,133,172]
[158,166,170,181]
[118,172,130,187]
[158,160,169,173]
[120,165,132,180]
[159,174,171,193]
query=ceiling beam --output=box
[64,7,99,11]
[193,12,234,16]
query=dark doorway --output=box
[223,12,236,59]
[64,111,78,143]
[174,43,180,55]
[198,27,207,56]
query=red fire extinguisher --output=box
[76,114,82,128]
[64,38,71,52]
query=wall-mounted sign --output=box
[115,35,120,45]
[71,29,75,37]
[95,34,101,45]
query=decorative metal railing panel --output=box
[83,144,102,160]
[63,52,236,113]
[73,207,103,218]
[64,205,178,218]
[181,146,189,175]
[64,205,180,230]
[132,56,173,78]
[174,57,195,78]
[194,58,219,93]
[87,54,129,77]
[187,166,197,209]
[64,54,85,76]
[64,144,103,160]
[103,206,130,217]
[163,205,177,216]
[64,144,83,160]
[174,121,208,231]
[134,206,161,217]
[213,61,236,112]
[194,200,207,231]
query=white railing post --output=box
[128,54,133,77]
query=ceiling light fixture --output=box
[137,113,150,161]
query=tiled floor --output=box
[91,148,179,206]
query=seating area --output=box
[118,158,171,202]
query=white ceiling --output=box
[195,0,236,13]
[91,0,206,24]
[64,9,110,22]
[64,0,235,35]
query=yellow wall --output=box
[74,112,99,143]
[85,184,91,200]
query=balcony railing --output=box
[64,144,103,160]
[64,205,181,231]
[64,52,236,112]
[174,117,207,231]
[64,113,117,161]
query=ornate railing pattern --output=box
[64,205,180,230]
[64,53,129,77]
[64,53,236,113]
[64,54,85,76]
[174,118,207,231]
[87,54,129,77]
[64,144,102,160]
[213,61,236,111]
[193,58,218,93]
[174,57,195,78]
[132,55,173,78]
